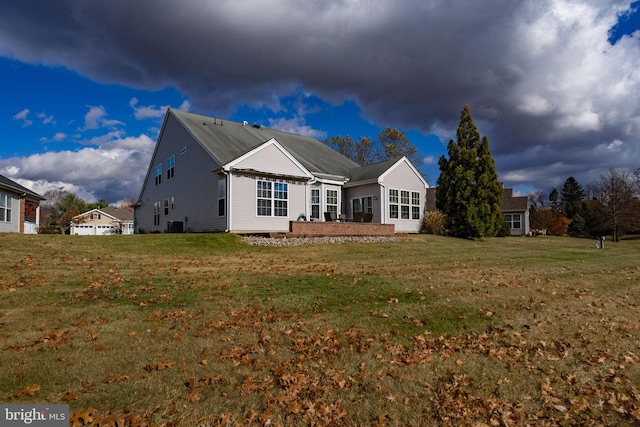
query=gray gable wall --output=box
[170,109,359,178]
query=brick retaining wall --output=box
[288,221,395,237]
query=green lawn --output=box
[1,233,639,425]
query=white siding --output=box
[233,143,308,177]
[0,193,19,233]
[380,160,427,233]
[229,174,307,233]
[135,114,223,233]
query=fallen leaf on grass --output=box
[103,374,129,383]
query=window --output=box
[155,164,162,185]
[164,199,170,215]
[218,177,226,217]
[154,202,161,226]
[389,189,399,219]
[274,182,288,217]
[390,189,421,220]
[401,190,410,219]
[352,196,373,214]
[256,179,289,217]
[411,191,421,220]
[326,189,338,215]
[257,180,272,216]
[311,188,320,220]
[167,156,175,180]
[91,212,101,220]
[504,213,521,229]
[0,193,12,222]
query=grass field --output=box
[1,233,639,426]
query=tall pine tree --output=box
[437,105,505,238]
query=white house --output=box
[0,174,45,234]
[71,206,134,235]
[135,109,428,234]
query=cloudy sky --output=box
[1,0,639,203]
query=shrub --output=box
[424,210,448,235]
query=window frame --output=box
[167,155,175,180]
[0,193,12,222]
[326,189,338,215]
[256,179,289,217]
[504,213,522,229]
[154,164,162,185]
[311,188,320,220]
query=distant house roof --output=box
[426,187,529,212]
[75,206,134,222]
[0,174,45,201]
[170,109,360,179]
[501,188,529,212]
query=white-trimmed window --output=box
[257,179,288,217]
[326,189,338,215]
[504,213,521,229]
[311,188,320,220]
[389,189,399,219]
[167,155,175,180]
[401,190,410,219]
[218,177,226,217]
[390,188,421,220]
[154,164,162,185]
[411,191,421,220]
[153,202,161,225]
[0,193,12,222]
[91,212,101,220]
[164,199,170,215]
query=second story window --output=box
[167,156,175,180]
[155,164,162,185]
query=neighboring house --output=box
[71,206,134,235]
[426,187,530,236]
[500,188,530,236]
[0,174,45,234]
[135,109,428,234]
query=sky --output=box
[1,0,639,204]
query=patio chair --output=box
[353,212,363,222]
[324,211,337,222]
[363,212,373,222]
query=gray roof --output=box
[348,157,402,184]
[0,174,45,201]
[171,109,360,178]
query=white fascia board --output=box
[378,157,429,188]
[73,208,118,221]
[221,138,314,179]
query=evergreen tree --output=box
[560,176,587,236]
[437,105,504,238]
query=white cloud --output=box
[0,133,155,203]
[13,108,32,127]
[130,98,191,120]
[267,116,327,139]
[53,132,67,141]
[82,105,124,131]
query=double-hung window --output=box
[326,189,338,214]
[0,193,12,222]
[167,156,175,180]
[153,202,161,225]
[164,199,170,215]
[154,164,162,185]
[218,177,226,217]
[400,190,410,219]
[311,188,320,220]
[411,191,421,220]
[504,213,521,229]
[389,189,399,219]
[257,179,289,217]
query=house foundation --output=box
[283,220,395,237]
